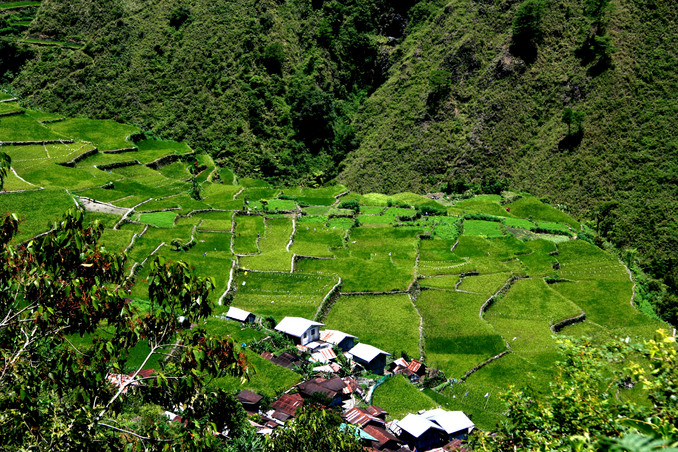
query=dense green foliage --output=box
[10,0,418,184]
[473,331,678,450]
[0,208,250,450]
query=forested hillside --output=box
[2,0,677,320]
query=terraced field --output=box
[0,104,666,428]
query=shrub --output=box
[339,199,360,212]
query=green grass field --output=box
[372,375,438,419]
[46,118,139,151]
[325,294,420,358]
[239,217,293,271]
[0,108,664,418]
[231,271,338,320]
[417,289,506,378]
[232,215,264,254]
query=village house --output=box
[274,316,325,346]
[236,389,263,415]
[361,424,403,451]
[226,306,256,323]
[348,343,391,375]
[392,409,475,450]
[297,376,360,407]
[320,329,358,351]
[269,392,304,423]
[390,357,427,383]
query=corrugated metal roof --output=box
[397,413,444,438]
[310,348,337,363]
[237,390,263,405]
[362,424,401,447]
[366,405,388,418]
[270,393,304,418]
[423,409,475,435]
[348,343,390,363]
[274,317,325,337]
[226,306,253,322]
[312,362,341,373]
[320,329,357,345]
[407,359,423,373]
[344,408,384,427]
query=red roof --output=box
[366,405,388,418]
[271,393,304,418]
[362,424,401,449]
[343,407,384,427]
[407,359,424,373]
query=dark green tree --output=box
[0,147,249,452]
[562,108,586,136]
[265,407,364,452]
[511,0,546,60]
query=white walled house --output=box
[274,317,325,346]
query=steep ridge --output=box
[5,0,678,315]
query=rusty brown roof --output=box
[366,405,388,418]
[343,407,384,427]
[407,359,424,374]
[271,393,304,418]
[237,389,263,405]
[362,424,401,450]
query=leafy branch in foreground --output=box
[472,330,678,451]
[0,207,249,451]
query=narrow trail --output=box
[286,214,296,252]
[408,293,425,362]
[218,260,238,306]
[10,167,40,188]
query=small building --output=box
[226,306,255,323]
[237,390,263,415]
[297,377,349,407]
[394,409,475,450]
[362,424,403,451]
[348,343,391,375]
[270,393,304,422]
[310,347,337,364]
[391,358,427,383]
[423,408,475,441]
[275,317,325,346]
[320,329,358,351]
[395,413,445,451]
[366,405,389,420]
[343,407,386,428]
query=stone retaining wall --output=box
[95,160,140,170]
[0,109,24,118]
[551,312,586,333]
[103,147,138,154]
[0,139,74,146]
[57,148,99,167]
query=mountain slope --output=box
[339,0,677,286]
[6,0,678,315]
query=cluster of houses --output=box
[226,307,476,451]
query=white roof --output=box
[392,357,408,368]
[320,329,357,345]
[348,343,390,363]
[274,317,325,337]
[397,413,444,438]
[423,409,475,434]
[226,306,253,321]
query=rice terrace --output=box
[0,101,666,429]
